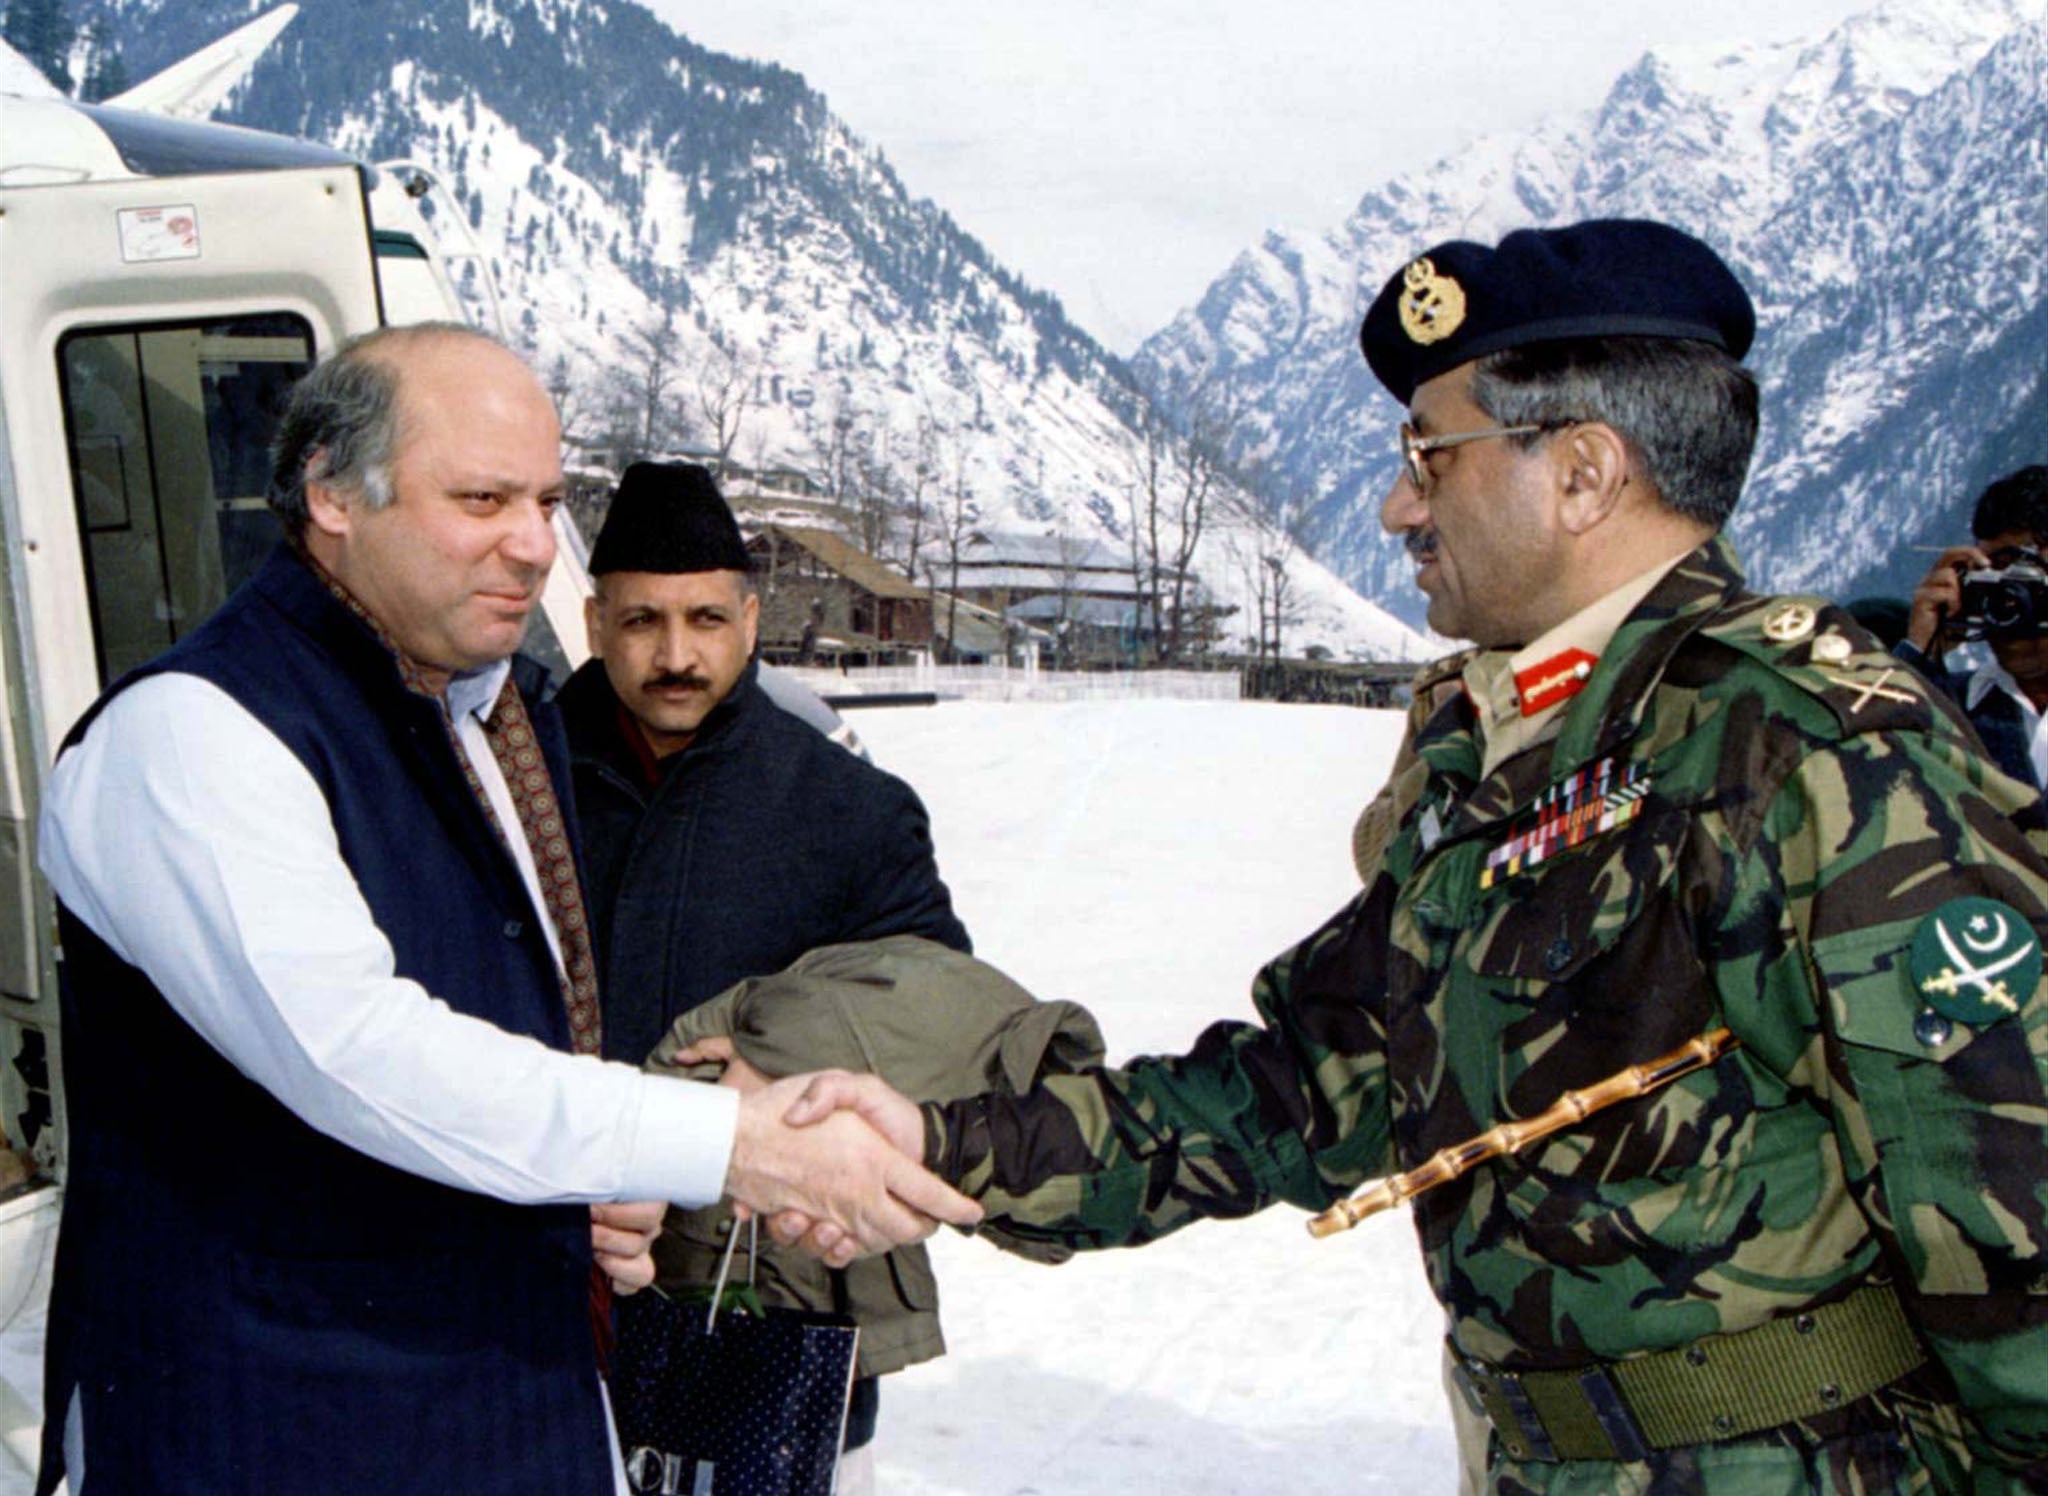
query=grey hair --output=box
[267,321,508,530]
[1467,337,1759,530]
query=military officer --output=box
[784,219,2048,1491]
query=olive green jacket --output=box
[922,540,2048,1492]
[648,935,1105,1377]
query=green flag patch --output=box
[1911,897,2042,1027]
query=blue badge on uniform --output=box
[1910,897,2041,1026]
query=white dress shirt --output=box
[38,668,738,1207]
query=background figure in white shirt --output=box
[1901,464,2048,792]
[33,321,977,1496]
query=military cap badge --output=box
[1910,897,2041,1028]
[1398,257,1466,346]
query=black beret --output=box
[1359,219,1756,405]
[588,461,750,576]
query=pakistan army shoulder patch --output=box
[1910,897,2042,1027]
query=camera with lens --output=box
[1956,552,2048,641]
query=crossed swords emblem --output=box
[1921,910,2030,1014]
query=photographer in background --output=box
[1901,464,2048,791]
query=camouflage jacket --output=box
[925,540,2048,1493]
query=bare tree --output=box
[1219,519,1263,661]
[1223,469,1313,663]
[743,421,779,486]
[897,411,941,584]
[1123,377,1232,664]
[933,433,978,662]
[1120,467,1156,667]
[544,356,587,445]
[1048,526,1091,668]
[692,342,755,480]
[848,422,896,561]
[804,389,860,528]
[610,312,681,461]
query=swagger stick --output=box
[1307,1027,1739,1239]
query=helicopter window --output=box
[57,313,315,685]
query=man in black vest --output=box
[558,462,972,1484]
[34,323,977,1495]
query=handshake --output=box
[593,1056,943,1293]
[709,1042,971,1268]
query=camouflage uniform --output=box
[925,540,2048,1492]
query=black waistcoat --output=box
[38,548,611,1495]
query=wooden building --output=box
[746,525,933,664]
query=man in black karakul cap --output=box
[777,219,2048,1491]
[554,461,971,1481]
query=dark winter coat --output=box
[557,657,971,1066]
[1894,638,2044,791]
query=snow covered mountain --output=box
[1136,0,2048,624]
[60,0,1430,661]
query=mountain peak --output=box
[1137,0,2048,627]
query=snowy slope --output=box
[0,37,61,97]
[1138,0,2048,624]
[76,0,1427,661]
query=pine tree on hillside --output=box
[80,17,127,102]
[3,0,76,93]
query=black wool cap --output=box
[1358,219,1757,406]
[587,461,751,576]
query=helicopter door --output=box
[0,160,381,1204]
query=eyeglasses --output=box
[1398,421,1572,491]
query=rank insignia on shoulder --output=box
[1761,602,1818,644]
[1910,897,2042,1026]
[1810,632,1853,664]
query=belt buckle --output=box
[1452,1357,1558,1464]
[1574,1363,1650,1462]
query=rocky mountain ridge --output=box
[1136,0,2047,621]
[67,0,1433,659]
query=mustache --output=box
[1404,528,1439,562]
[641,670,714,692]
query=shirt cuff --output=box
[622,1073,741,1207]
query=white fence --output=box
[779,656,1241,704]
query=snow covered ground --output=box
[849,698,1457,1494]
[0,696,1456,1495]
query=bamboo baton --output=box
[1308,1027,1739,1239]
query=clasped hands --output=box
[682,1036,967,1270]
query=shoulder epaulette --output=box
[1407,647,1476,730]
[1410,648,1474,694]
[1698,594,1935,737]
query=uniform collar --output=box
[1462,551,1690,777]
[1408,537,1752,846]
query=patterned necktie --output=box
[477,678,603,1056]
